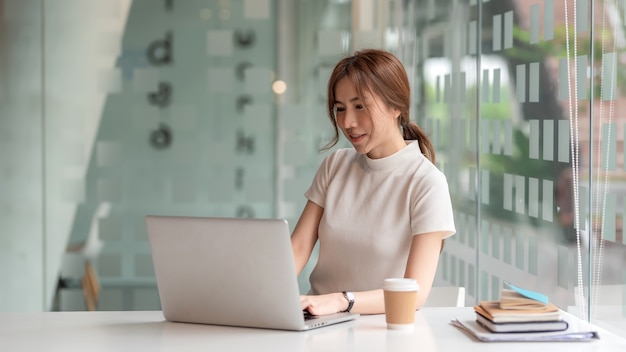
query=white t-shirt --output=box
[304,141,456,295]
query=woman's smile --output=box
[347,131,366,143]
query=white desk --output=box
[2,308,626,351]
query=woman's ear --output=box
[391,107,402,120]
[385,104,399,117]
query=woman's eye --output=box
[335,107,346,113]
[355,104,364,110]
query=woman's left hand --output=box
[300,293,347,315]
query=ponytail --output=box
[402,120,436,163]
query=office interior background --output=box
[1,0,625,336]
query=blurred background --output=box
[1,0,625,337]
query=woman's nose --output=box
[340,111,357,129]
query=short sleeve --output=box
[409,168,456,238]
[304,153,334,208]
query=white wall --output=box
[0,0,44,312]
[0,0,130,311]
[43,0,131,311]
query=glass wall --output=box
[1,0,280,311]
[407,0,626,337]
[0,0,624,337]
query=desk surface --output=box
[2,307,626,351]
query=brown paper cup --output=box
[383,278,419,330]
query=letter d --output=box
[147,31,173,66]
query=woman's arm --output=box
[300,290,385,315]
[290,200,323,275]
[300,231,447,315]
[404,231,448,309]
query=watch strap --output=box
[342,291,355,312]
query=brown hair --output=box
[323,49,435,163]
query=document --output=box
[451,314,599,342]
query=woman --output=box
[291,49,456,315]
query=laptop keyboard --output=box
[303,310,316,321]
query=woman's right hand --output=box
[300,293,347,315]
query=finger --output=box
[307,305,325,316]
[300,298,311,310]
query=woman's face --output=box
[333,77,404,159]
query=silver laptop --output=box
[145,215,358,331]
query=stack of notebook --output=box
[473,282,568,333]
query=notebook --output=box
[145,215,358,331]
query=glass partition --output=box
[48,0,278,310]
[406,0,626,337]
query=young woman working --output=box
[291,49,456,315]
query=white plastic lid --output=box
[383,278,419,291]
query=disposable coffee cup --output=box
[383,278,419,330]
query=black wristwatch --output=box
[342,291,355,312]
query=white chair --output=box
[424,286,466,307]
